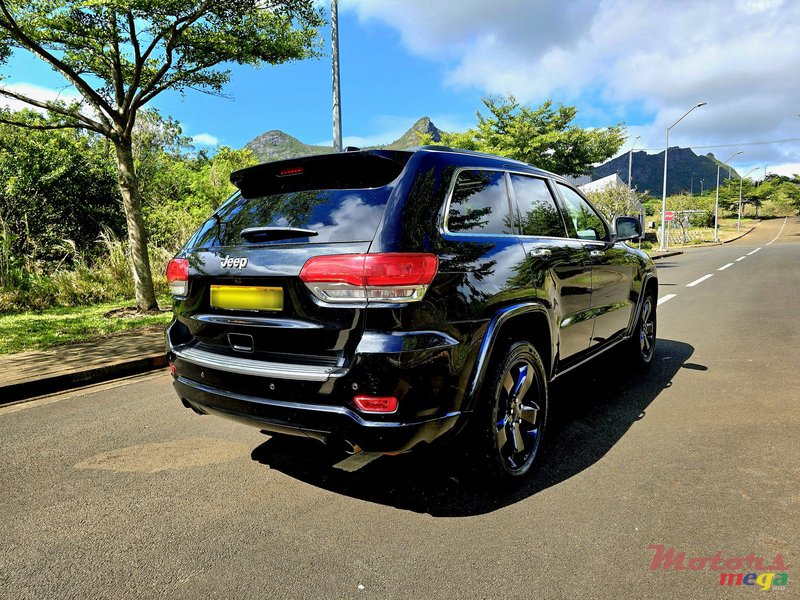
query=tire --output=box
[473,341,548,479]
[628,289,657,367]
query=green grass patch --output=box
[0,301,173,355]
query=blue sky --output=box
[2,0,799,176]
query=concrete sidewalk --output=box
[0,328,167,404]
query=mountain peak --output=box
[242,117,445,162]
[244,129,332,162]
[384,116,442,149]
[593,146,739,196]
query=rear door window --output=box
[446,169,513,235]
[510,174,567,238]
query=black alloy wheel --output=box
[632,291,657,366]
[480,341,548,478]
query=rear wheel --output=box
[475,341,548,479]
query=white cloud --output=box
[765,162,800,178]
[345,0,800,171]
[191,133,219,147]
[0,82,81,113]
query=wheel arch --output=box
[626,272,659,337]
[462,303,555,415]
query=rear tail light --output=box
[353,395,398,413]
[299,253,438,304]
[166,258,189,296]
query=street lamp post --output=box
[628,135,640,190]
[738,167,759,231]
[714,150,743,242]
[660,102,707,251]
[331,0,342,152]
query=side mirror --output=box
[614,216,642,242]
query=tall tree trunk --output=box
[113,139,158,311]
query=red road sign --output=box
[664,211,675,222]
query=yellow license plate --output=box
[209,285,284,311]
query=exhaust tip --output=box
[181,398,207,415]
[342,439,361,455]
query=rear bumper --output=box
[174,376,461,453]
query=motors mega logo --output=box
[648,545,789,590]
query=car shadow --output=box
[251,338,695,517]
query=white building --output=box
[578,173,625,194]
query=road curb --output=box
[0,353,168,405]
[650,251,684,260]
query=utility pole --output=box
[628,135,640,190]
[331,0,342,152]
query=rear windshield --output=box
[187,187,392,248]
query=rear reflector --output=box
[353,395,398,413]
[166,258,189,296]
[299,253,438,304]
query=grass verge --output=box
[0,301,173,355]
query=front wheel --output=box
[475,341,548,479]
[628,290,657,367]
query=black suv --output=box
[166,147,657,478]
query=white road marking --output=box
[747,247,762,255]
[657,294,677,305]
[686,274,714,287]
[736,256,747,262]
[766,217,788,245]
[718,262,735,271]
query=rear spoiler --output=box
[230,150,413,198]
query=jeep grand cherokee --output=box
[165,147,657,478]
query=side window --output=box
[447,170,513,235]
[556,184,608,241]
[510,174,566,237]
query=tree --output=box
[0,108,123,267]
[585,185,648,223]
[0,0,322,310]
[424,95,626,176]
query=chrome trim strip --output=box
[190,314,325,329]
[173,346,346,381]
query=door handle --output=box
[528,248,552,258]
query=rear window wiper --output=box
[240,227,319,242]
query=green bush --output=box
[0,229,171,313]
[689,210,714,228]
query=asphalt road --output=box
[2,218,798,599]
